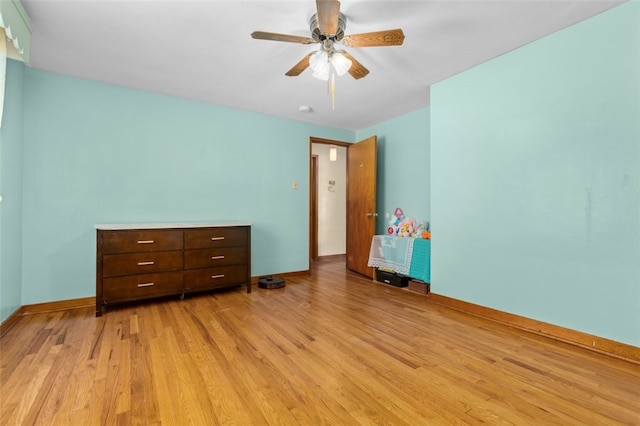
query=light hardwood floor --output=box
[1,260,639,425]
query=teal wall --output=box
[20,68,352,306]
[357,108,430,234]
[0,59,25,321]
[431,2,639,345]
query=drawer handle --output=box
[211,274,225,279]
[138,261,155,266]
[211,255,225,260]
[137,240,154,244]
[211,237,225,241]
[138,282,154,288]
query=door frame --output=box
[309,137,351,264]
[310,154,319,262]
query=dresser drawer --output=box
[184,227,248,250]
[184,265,248,292]
[103,251,183,277]
[184,246,248,270]
[102,230,183,254]
[103,272,183,303]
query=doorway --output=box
[310,139,349,263]
[309,136,378,278]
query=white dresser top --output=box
[95,221,252,230]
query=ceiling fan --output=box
[251,0,405,80]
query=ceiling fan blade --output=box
[339,51,369,80]
[341,29,406,48]
[285,53,315,77]
[316,0,341,35]
[251,31,316,44]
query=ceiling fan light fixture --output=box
[311,62,330,81]
[310,50,330,81]
[309,49,327,67]
[331,52,352,76]
[309,48,352,81]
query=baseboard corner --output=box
[0,306,25,337]
[21,297,96,316]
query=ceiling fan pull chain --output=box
[331,72,336,111]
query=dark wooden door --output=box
[346,136,377,278]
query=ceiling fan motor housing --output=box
[310,12,347,42]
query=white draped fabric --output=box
[367,235,415,275]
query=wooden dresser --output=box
[96,222,251,316]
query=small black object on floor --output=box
[258,276,285,289]
[375,268,408,287]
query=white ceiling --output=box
[20,0,623,131]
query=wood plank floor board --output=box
[1,259,639,425]
[295,325,473,424]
